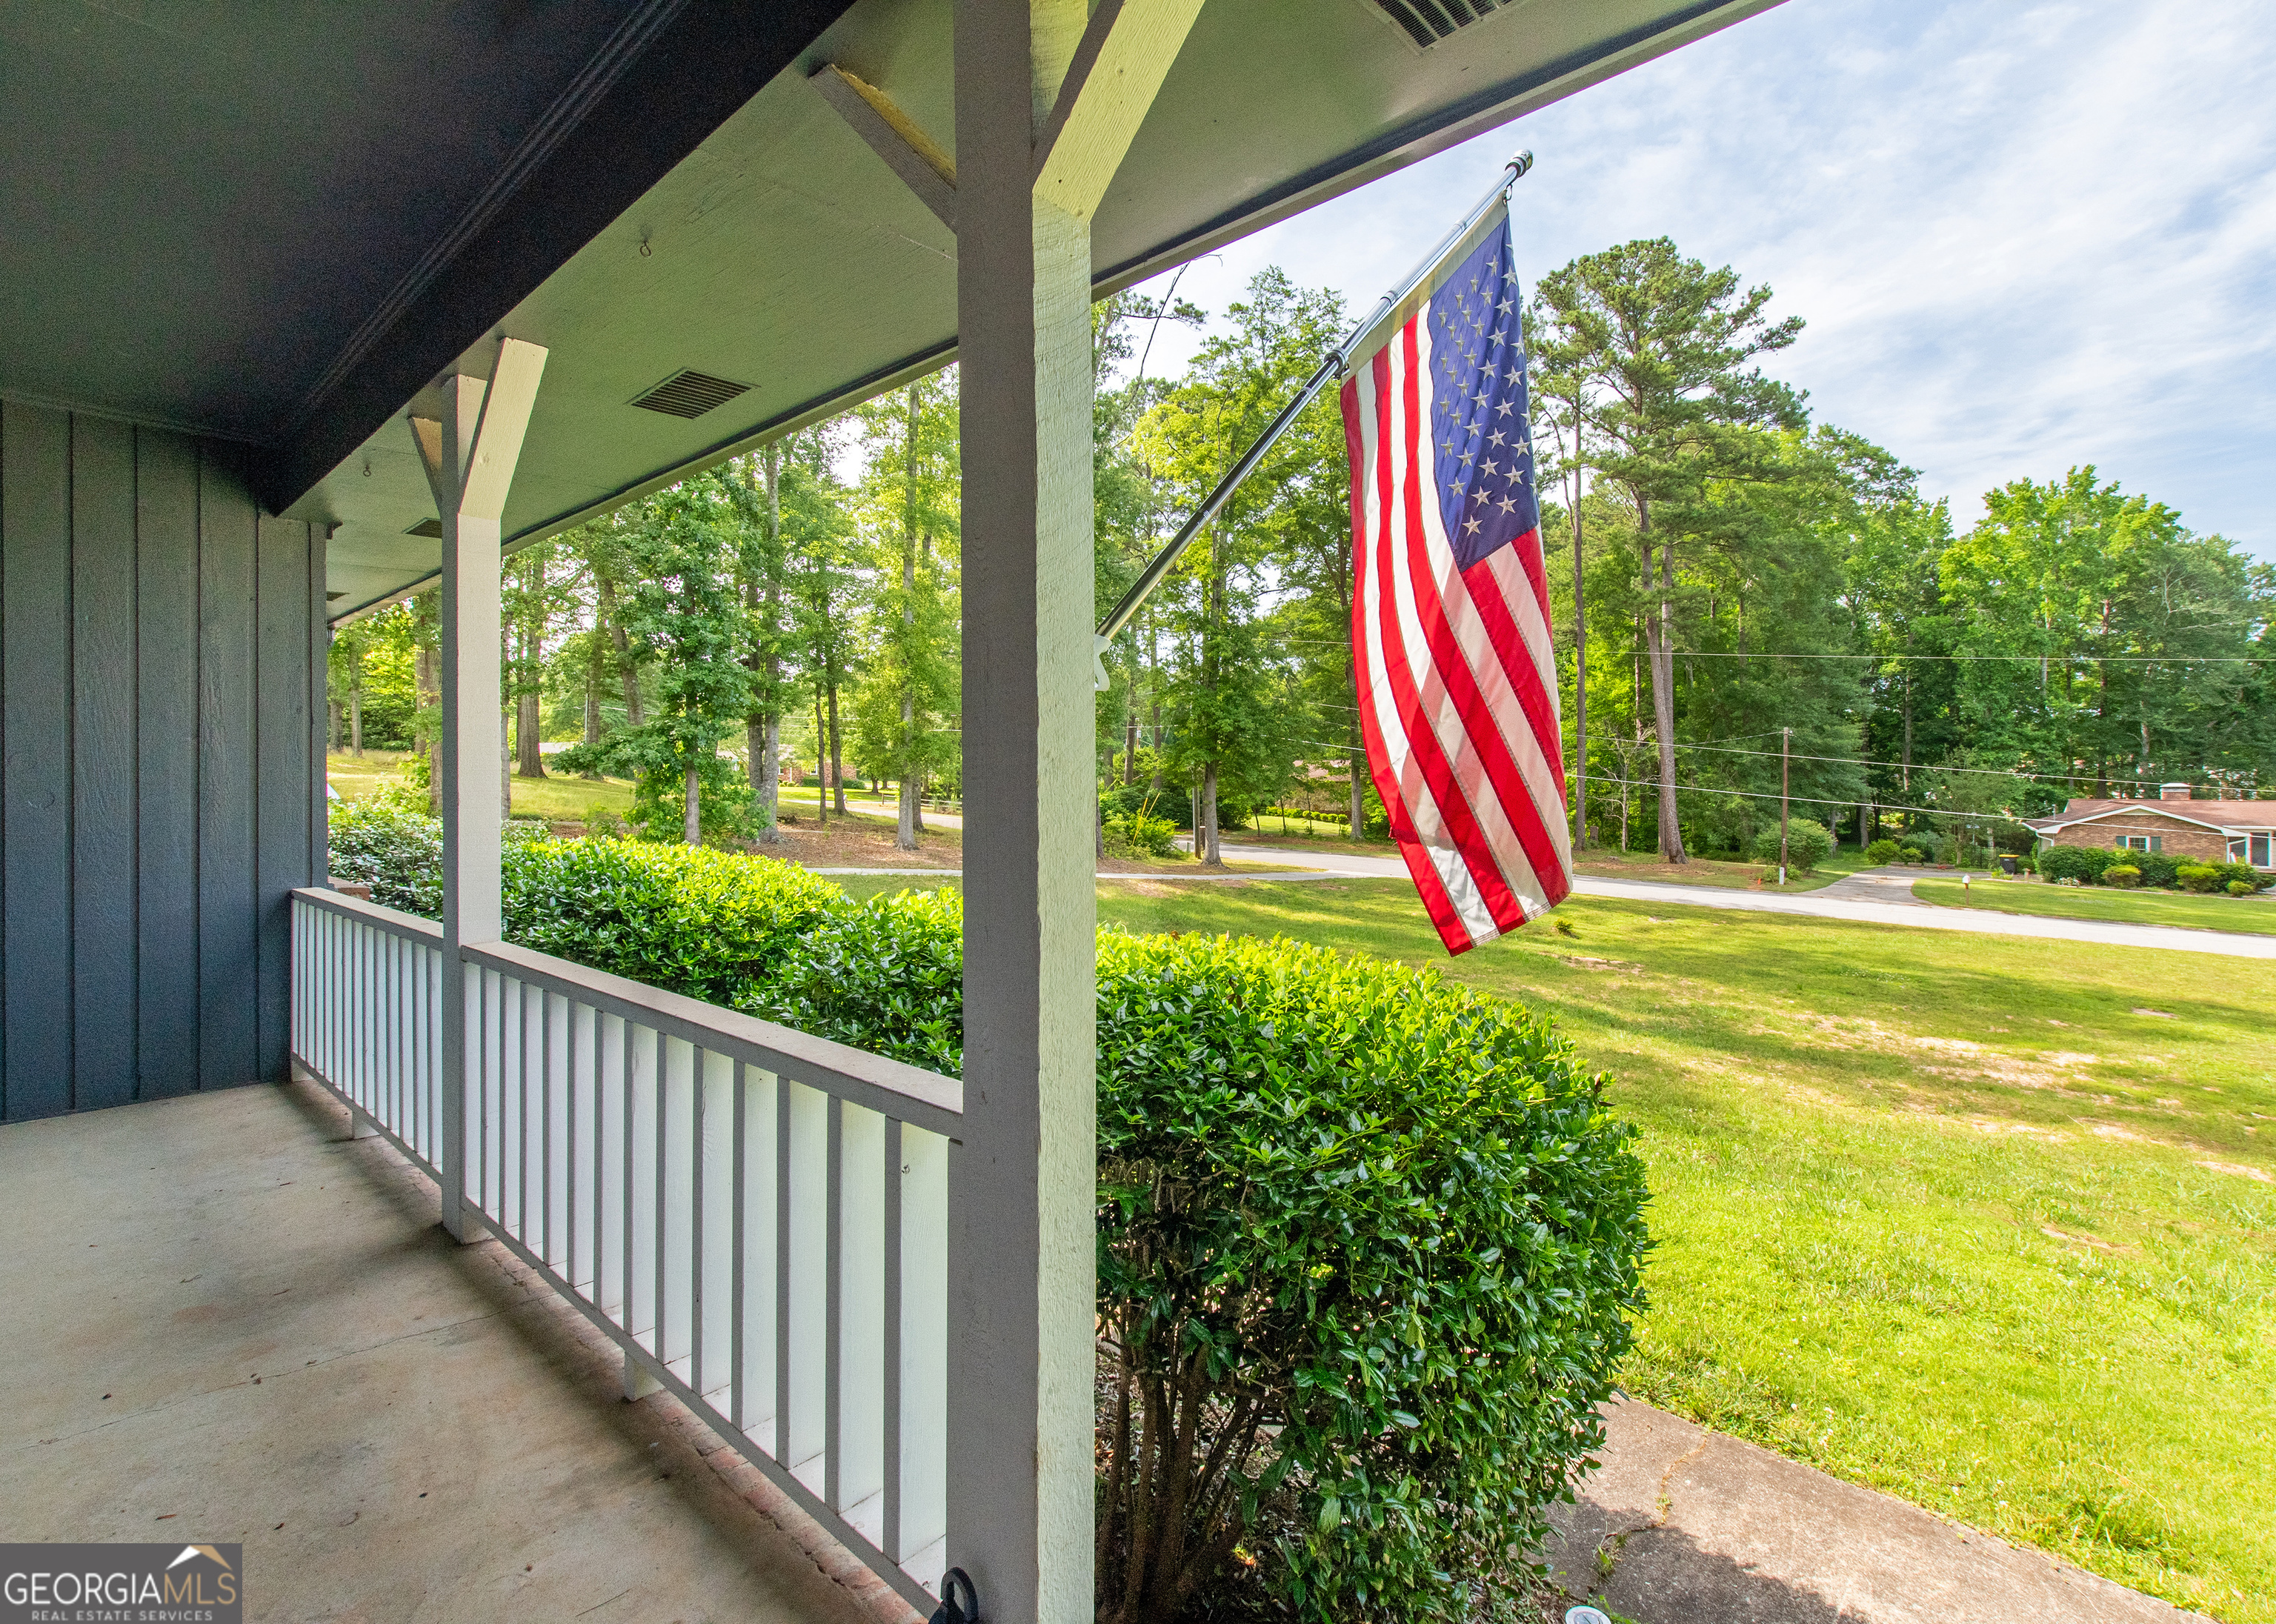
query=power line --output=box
[1666,740,2199,788]
[1580,772,2032,825]
[1636,650,2276,665]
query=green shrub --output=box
[1863,838,1903,867]
[1750,817,1832,872]
[2103,865,2141,889]
[2229,880,2257,897]
[327,799,444,914]
[2177,863,2223,893]
[743,888,965,1075]
[502,836,841,1008]
[2036,846,2092,884]
[1093,931,1646,1623]
[324,825,1651,1620]
[2215,859,2271,893]
[1900,838,1936,865]
[2134,850,2180,889]
[1104,808,1179,860]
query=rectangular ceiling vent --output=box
[405,517,444,538]
[630,369,752,419]
[1374,0,1509,47]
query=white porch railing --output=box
[290,888,957,1614]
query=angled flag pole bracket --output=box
[1090,151,1535,688]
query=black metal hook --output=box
[928,1568,980,1624]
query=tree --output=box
[1531,239,1806,861]
[851,373,960,850]
[590,478,753,842]
[1940,467,2276,793]
[1129,270,1330,863]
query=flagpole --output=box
[1093,149,1535,679]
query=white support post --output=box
[411,339,548,1243]
[949,4,1198,1620]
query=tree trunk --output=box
[327,698,342,753]
[350,679,365,758]
[747,445,784,842]
[813,691,828,828]
[416,643,441,814]
[595,571,642,727]
[1349,737,1365,839]
[1199,762,1222,866]
[500,719,511,819]
[1640,518,1686,862]
[828,684,848,815]
[582,633,605,779]
[684,758,702,845]
[516,687,546,777]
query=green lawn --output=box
[327,750,638,822]
[1914,876,2276,937]
[1055,876,2274,1621]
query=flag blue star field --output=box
[1339,202,1572,954]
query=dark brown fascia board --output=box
[253,0,860,518]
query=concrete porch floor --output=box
[0,1079,914,1624]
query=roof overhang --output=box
[1,0,1786,621]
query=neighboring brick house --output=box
[2023,783,2276,869]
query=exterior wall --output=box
[2043,811,2230,864]
[0,399,324,1122]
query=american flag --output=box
[1340,204,1571,955]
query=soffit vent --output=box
[405,518,444,538]
[1373,0,1511,47]
[630,368,753,419]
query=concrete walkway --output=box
[0,1082,910,1624]
[1542,1399,2207,1623]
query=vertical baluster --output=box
[652,1027,668,1364]
[567,996,580,1291]
[884,1117,904,1563]
[825,1094,843,1511]
[690,1045,706,1396]
[389,932,402,1137]
[899,1126,949,1567]
[620,1016,636,1337]
[478,966,492,1218]
[776,1076,793,1465]
[731,1059,747,1430]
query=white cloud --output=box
[1128,0,2276,559]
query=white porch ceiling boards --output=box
[299,0,1779,617]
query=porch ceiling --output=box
[0,0,1782,620]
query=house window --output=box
[2116,835,2161,854]
[2254,833,2273,868]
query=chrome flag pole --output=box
[1092,150,1534,685]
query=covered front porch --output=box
[0,1074,912,1624]
[2,1,1786,1618]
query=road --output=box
[1206,845,2276,960]
[801,802,2275,959]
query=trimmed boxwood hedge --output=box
[327,808,1648,1622]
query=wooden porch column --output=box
[951,4,1199,1619]
[411,340,546,1242]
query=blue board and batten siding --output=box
[0,399,326,1122]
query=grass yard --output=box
[1062,876,2276,1621]
[326,750,639,823]
[1914,876,2276,936]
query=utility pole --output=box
[1568,403,1588,848]
[1779,725,1791,885]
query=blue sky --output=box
[1126,0,2276,561]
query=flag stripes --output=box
[1341,207,1571,955]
